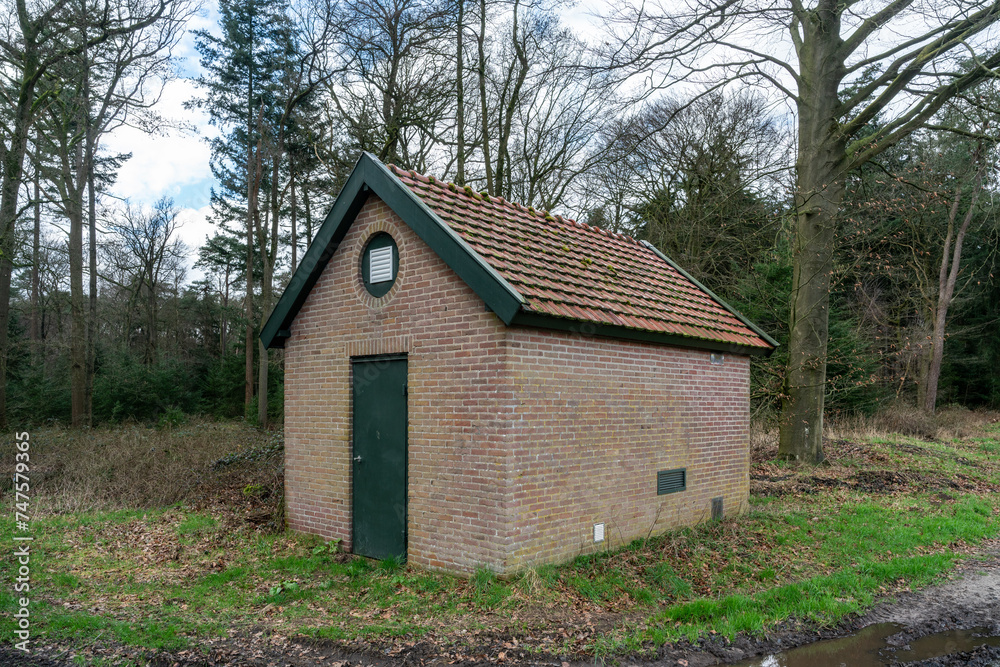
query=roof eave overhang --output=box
[509,311,774,357]
[261,153,524,349]
[638,240,779,354]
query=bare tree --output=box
[605,0,1000,461]
[0,0,174,426]
[508,31,616,210]
[589,92,788,282]
[104,197,187,364]
[323,0,452,167]
[905,97,1000,414]
[31,0,188,426]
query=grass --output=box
[0,419,280,514]
[0,409,998,662]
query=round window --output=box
[361,233,399,298]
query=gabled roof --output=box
[262,153,777,356]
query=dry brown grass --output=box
[750,404,1000,464]
[749,419,778,464]
[0,419,281,515]
[827,404,1000,443]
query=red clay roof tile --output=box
[388,164,773,350]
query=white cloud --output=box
[176,203,216,253]
[173,2,222,77]
[103,78,217,209]
[175,204,215,281]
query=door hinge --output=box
[402,382,408,396]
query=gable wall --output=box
[504,328,750,569]
[283,195,515,572]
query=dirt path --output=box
[862,549,1000,630]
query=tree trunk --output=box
[30,150,41,363]
[244,81,257,418]
[255,204,270,431]
[477,0,493,195]
[86,101,98,425]
[777,3,846,463]
[145,262,158,365]
[0,43,41,428]
[221,265,230,358]
[922,164,986,414]
[379,53,401,162]
[304,184,312,243]
[290,162,297,273]
[456,0,466,185]
[916,335,932,408]
[245,229,255,417]
[494,0,527,201]
[69,140,87,427]
[257,150,283,429]
[258,338,268,426]
[923,309,946,414]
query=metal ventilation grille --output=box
[369,246,394,283]
[657,468,686,495]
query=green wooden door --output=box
[351,355,407,560]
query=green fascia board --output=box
[509,311,774,357]
[638,240,779,352]
[260,168,368,349]
[260,153,524,349]
[362,156,525,322]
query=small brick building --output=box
[262,153,776,574]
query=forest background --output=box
[2,0,998,436]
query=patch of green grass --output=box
[644,562,694,598]
[977,439,1000,455]
[379,555,403,572]
[633,551,955,648]
[44,607,193,651]
[270,553,330,576]
[176,514,217,536]
[470,567,513,608]
[262,580,313,604]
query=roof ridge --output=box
[388,163,641,246]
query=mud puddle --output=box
[730,623,1000,667]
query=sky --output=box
[101,3,223,264]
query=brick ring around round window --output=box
[360,231,399,300]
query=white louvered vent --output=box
[369,246,394,283]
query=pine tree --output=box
[190,0,294,421]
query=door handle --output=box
[354,456,362,463]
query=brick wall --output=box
[283,194,751,574]
[504,329,750,570]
